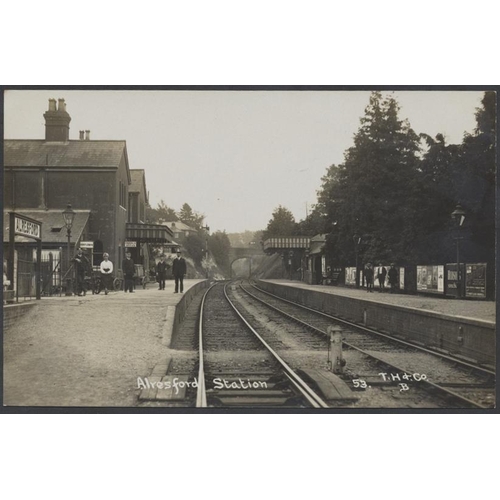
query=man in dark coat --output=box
[122,251,135,293]
[72,248,90,296]
[156,254,169,290]
[172,252,187,293]
[364,263,374,293]
[376,263,387,292]
[388,264,398,293]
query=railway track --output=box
[195,282,329,408]
[238,281,495,409]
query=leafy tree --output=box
[457,91,496,262]
[208,231,231,275]
[296,205,328,236]
[413,91,495,265]
[321,91,422,265]
[146,199,178,224]
[262,205,298,241]
[252,230,264,246]
[178,203,205,230]
[184,233,205,265]
[227,230,258,247]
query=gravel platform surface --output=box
[3,280,204,407]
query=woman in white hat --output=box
[100,253,113,295]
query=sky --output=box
[4,89,484,234]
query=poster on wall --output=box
[417,265,444,294]
[465,263,487,299]
[345,267,356,286]
[445,263,465,298]
[416,266,427,291]
[399,267,405,290]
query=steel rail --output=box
[240,283,491,409]
[250,283,496,377]
[195,282,218,408]
[223,282,329,409]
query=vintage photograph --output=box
[2,88,496,410]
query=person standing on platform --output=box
[156,254,169,290]
[172,251,187,293]
[364,263,374,293]
[72,248,90,296]
[100,253,113,295]
[122,251,135,293]
[388,263,398,294]
[376,263,387,292]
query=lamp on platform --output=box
[353,234,361,288]
[451,203,466,298]
[62,203,76,295]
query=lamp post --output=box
[353,234,361,288]
[62,203,76,295]
[451,203,466,298]
[203,224,210,279]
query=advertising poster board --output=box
[465,263,487,299]
[445,263,465,298]
[345,267,356,286]
[417,265,444,294]
[399,267,405,290]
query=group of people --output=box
[71,248,187,296]
[363,263,398,293]
[155,253,187,293]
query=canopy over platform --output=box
[125,223,173,244]
[263,236,311,252]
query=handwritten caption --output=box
[352,373,428,392]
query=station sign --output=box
[14,215,41,239]
[80,241,94,249]
[124,241,137,248]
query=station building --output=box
[3,98,173,298]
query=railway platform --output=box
[257,280,496,367]
[261,280,495,323]
[3,279,207,407]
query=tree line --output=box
[263,91,495,268]
[146,201,232,275]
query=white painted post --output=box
[327,325,344,374]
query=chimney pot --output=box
[44,99,71,141]
[79,130,85,140]
[58,98,66,112]
[85,130,90,141]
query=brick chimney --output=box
[85,130,90,140]
[44,98,71,142]
[79,130,85,140]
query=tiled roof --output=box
[4,140,127,168]
[310,234,327,242]
[4,210,90,244]
[129,169,148,203]
[164,221,196,232]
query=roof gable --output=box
[4,140,127,169]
